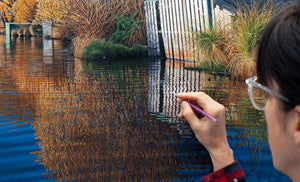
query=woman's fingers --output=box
[177,92,213,107]
[179,101,205,130]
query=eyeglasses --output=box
[245,76,290,111]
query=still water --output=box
[0,36,291,181]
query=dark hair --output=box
[257,1,300,110]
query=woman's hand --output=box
[177,92,235,171]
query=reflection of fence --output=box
[148,59,207,122]
[144,0,232,61]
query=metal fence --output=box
[144,0,214,62]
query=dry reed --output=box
[226,0,283,79]
[69,0,130,39]
[70,0,147,56]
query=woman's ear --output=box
[294,106,300,146]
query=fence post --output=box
[42,21,53,39]
[207,0,213,29]
[155,0,166,59]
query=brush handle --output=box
[173,92,217,123]
[187,101,218,123]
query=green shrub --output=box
[109,11,145,44]
[81,39,147,60]
[129,44,148,57]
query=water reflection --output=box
[0,36,291,181]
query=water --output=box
[0,36,291,181]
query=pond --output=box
[0,36,291,181]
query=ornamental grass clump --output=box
[190,0,285,79]
[227,0,284,79]
[192,23,230,67]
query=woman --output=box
[177,2,300,182]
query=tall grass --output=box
[227,0,284,79]
[190,0,284,79]
[192,23,229,66]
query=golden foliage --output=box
[35,0,71,23]
[12,0,37,23]
[0,0,16,22]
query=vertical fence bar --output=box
[156,0,166,59]
[160,0,168,58]
[174,0,182,60]
[200,0,206,32]
[178,0,185,61]
[164,0,172,58]
[169,0,176,58]
[190,0,196,63]
[194,0,201,61]
[152,1,160,56]
[167,0,175,58]
[185,0,192,61]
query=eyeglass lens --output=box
[251,86,269,110]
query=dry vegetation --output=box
[69,0,146,56]
[191,0,285,79]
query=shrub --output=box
[129,44,148,57]
[81,39,147,60]
[109,11,145,45]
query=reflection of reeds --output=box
[29,60,184,181]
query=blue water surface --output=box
[0,36,292,181]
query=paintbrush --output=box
[173,92,218,123]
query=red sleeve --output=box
[200,161,246,182]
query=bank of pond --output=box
[81,39,148,60]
